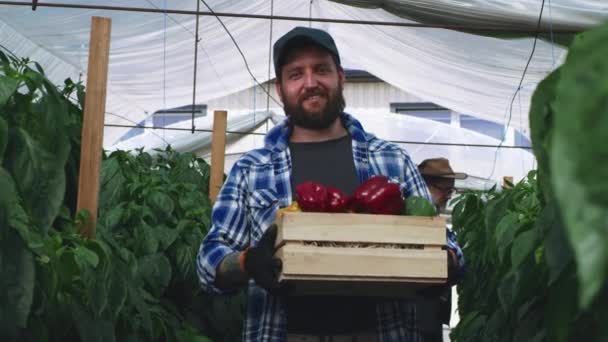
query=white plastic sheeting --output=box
[336,111,535,182]
[1,1,605,146]
[109,110,272,157]
[331,0,607,31]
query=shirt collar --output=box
[264,112,370,152]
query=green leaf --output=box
[179,191,207,213]
[480,310,504,341]
[137,253,172,297]
[103,204,124,231]
[495,212,520,262]
[74,246,100,268]
[175,245,194,279]
[135,151,153,168]
[545,272,578,342]
[70,299,116,342]
[57,250,80,287]
[551,22,608,308]
[541,204,573,284]
[0,49,9,64]
[514,309,542,342]
[76,82,86,109]
[17,75,71,165]
[22,66,45,93]
[90,269,109,317]
[0,167,47,257]
[21,315,50,342]
[0,116,7,160]
[175,327,213,342]
[33,62,45,75]
[457,311,486,340]
[0,167,29,228]
[0,229,35,336]
[451,193,484,232]
[405,196,436,216]
[529,66,560,196]
[497,272,516,311]
[127,283,153,336]
[83,241,111,317]
[0,75,19,107]
[484,194,511,231]
[156,224,180,251]
[107,272,128,320]
[148,191,175,219]
[4,128,66,233]
[96,222,122,252]
[99,157,126,209]
[135,223,159,256]
[511,228,539,269]
[119,247,139,278]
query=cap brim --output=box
[428,172,468,180]
[448,172,468,180]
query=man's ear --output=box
[338,68,346,88]
[274,80,284,103]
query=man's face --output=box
[275,45,345,130]
[428,178,455,210]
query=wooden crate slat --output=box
[280,274,446,283]
[277,212,445,245]
[277,244,447,279]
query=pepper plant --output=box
[450,21,608,342]
[1,46,84,339]
[0,47,244,341]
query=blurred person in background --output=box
[417,157,467,341]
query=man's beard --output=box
[282,84,345,130]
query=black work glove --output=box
[243,224,283,291]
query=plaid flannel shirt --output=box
[197,113,465,341]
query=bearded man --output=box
[197,26,465,342]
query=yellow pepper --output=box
[276,201,301,217]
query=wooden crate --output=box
[274,212,447,297]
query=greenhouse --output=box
[1,1,607,341]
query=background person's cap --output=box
[273,26,341,79]
[418,158,468,179]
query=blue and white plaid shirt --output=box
[197,113,465,341]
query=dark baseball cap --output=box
[273,26,341,79]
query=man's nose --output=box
[303,72,318,88]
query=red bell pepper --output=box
[295,181,328,212]
[325,187,349,213]
[350,175,404,215]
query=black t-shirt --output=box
[289,134,360,195]
[287,134,376,334]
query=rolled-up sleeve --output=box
[400,150,433,201]
[196,165,250,294]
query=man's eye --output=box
[288,72,301,79]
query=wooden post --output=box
[209,110,228,203]
[503,176,514,189]
[77,17,112,238]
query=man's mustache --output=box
[299,90,328,102]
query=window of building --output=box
[459,114,504,140]
[117,104,207,142]
[390,102,451,124]
[152,104,207,127]
[118,119,145,142]
[514,130,532,147]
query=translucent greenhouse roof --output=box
[1,0,605,182]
